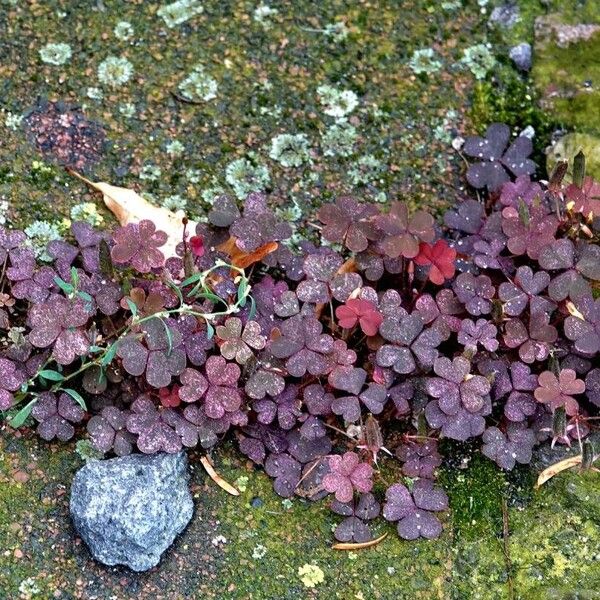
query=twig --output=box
[200,455,240,496]
[332,532,388,551]
[501,498,515,600]
[294,457,322,491]
[0,255,8,294]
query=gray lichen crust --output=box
[69,452,193,571]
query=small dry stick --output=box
[502,498,515,600]
[200,455,240,496]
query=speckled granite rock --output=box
[509,42,532,71]
[488,3,519,29]
[70,452,193,571]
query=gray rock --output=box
[509,42,532,72]
[70,452,193,571]
[488,3,519,29]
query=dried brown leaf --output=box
[67,169,196,258]
[535,455,581,488]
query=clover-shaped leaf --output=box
[217,317,266,364]
[264,452,302,497]
[111,220,167,273]
[376,201,435,259]
[31,392,85,442]
[0,358,27,411]
[482,423,536,470]
[383,480,447,540]
[87,406,134,456]
[463,124,536,191]
[534,369,585,416]
[331,492,381,543]
[335,298,383,336]
[318,197,379,253]
[414,240,457,285]
[323,451,374,503]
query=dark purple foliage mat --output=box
[2,124,600,543]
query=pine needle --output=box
[200,455,240,496]
[332,532,387,550]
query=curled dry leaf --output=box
[67,169,197,258]
[200,455,240,496]
[217,236,279,269]
[535,454,581,488]
[332,532,388,551]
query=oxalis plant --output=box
[1,123,600,546]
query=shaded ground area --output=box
[2,430,600,600]
[1,0,600,598]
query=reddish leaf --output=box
[335,298,383,336]
[414,240,457,285]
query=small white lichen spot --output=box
[276,202,302,222]
[0,200,8,226]
[324,21,349,42]
[201,185,225,204]
[185,167,201,183]
[252,543,267,559]
[321,119,357,157]
[166,139,186,157]
[317,85,358,118]
[98,56,133,88]
[441,0,462,10]
[225,157,271,199]
[139,164,162,181]
[460,44,495,80]
[114,21,134,41]
[4,112,24,131]
[235,475,249,492]
[409,48,442,75]
[71,202,104,227]
[24,221,61,262]
[161,194,187,211]
[211,535,227,546]
[178,65,218,102]
[253,4,278,29]
[119,102,136,118]
[39,42,72,66]
[452,136,466,151]
[86,87,104,101]
[158,0,204,28]
[348,154,384,186]
[298,563,325,588]
[269,133,311,167]
[18,576,41,598]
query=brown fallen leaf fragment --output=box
[217,236,279,269]
[200,455,240,496]
[535,455,582,488]
[332,532,388,551]
[67,168,197,259]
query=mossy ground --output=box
[2,430,600,599]
[0,0,490,231]
[2,0,600,598]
